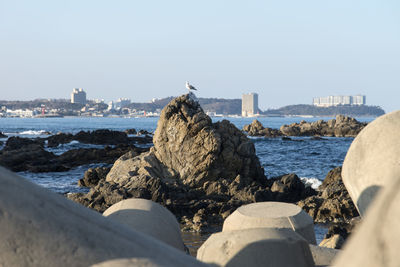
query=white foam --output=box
[300,177,322,190]
[19,130,48,135]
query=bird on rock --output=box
[185,81,197,91]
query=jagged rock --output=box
[2,136,44,150]
[125,128,137,135]
[297,166,359,224]
[280,115,366,137]
[47,129,133,147]
[0,137,59,172]
[46,133,74,147]
[78,166,111,187]
[69,94,271,232]
[0,136,147,173]
[242,120,282,137]
[138,129,152,135]
[270,173,316,202]
[0,131,7,138]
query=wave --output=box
[300,177,322,190]
[19,130,49,135]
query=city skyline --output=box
[0,1,399,112]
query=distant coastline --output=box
[0,97,385,118]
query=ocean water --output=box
[0,116,375,244]
[0,116,373,192]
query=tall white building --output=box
[71,88,87,104]
[242,93,259,117]
[114,98,131,109]
[313,95,366,107]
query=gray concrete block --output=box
[342,110,400,215]
[223,202,316,244]
[103,198,185,251]
[332,174,400,267]
[0,167,206,267]
[197,228,315,267]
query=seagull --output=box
[185,81,197,91]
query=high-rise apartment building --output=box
[242,93,259,117]
[71,88,87,104]
[313,95,366,107]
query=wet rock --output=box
[0,137,58,172]
[138,129,152,135]
[297,166,359,224]
[46,133,74,147]
[74,129,130,145]
[78,166,111,187]
[0,131,7,138]
[2,136,44,151]
[47,129,134,147]
[270,173,317,202]
[124,128,137,135]
[242,120,282,137]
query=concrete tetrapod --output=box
[309,245,339,267]
[223,202,316,244]
[197,228,315,267]
[103,198,185,251]
[342,110,400,216]
[332,176,400,267]
[0,167,206,267]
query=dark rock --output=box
[124,128,137,135]
[78,166,111,187]
[280,115,367,137]
[138,129,152,135]
[242,120,282,137]
[74,129,130,145]
[270,173,317,202]
[47,129,131,147]
[46,133,74,147]
[297,166,359,224]
[3,136,44,151]
[0,132,7,138]
[0,141,58,172]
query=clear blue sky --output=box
[0,0,399,112]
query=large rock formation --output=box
[243,115,366,137]
[70,94,273,231]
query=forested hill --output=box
[129,97,242,115]
[263,104,385,117]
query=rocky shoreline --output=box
[243,115,367,137]
[0,95,362,251]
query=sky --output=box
[0,1,399,112]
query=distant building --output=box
[114,98,131,109]
[313,95,366,107]
[242,93,259,117]
[71,88,87,104]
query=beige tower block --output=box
[197,228,315,267]
[342,110,400,216]
[103,198,185,251]
[332,176,400,267]
[223,202,316,244]
[0,167,206,267]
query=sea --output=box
[0,116,374,246]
